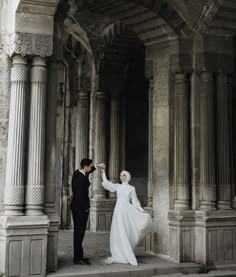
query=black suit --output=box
[70,166,96,260]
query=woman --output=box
[101,167,152,266]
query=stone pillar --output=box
[90,90,116,232]
[26,57,47,216]
[92,91,107,199]
[147,79,154,207]
[173,73,191,210]
[216,73,232,209]
[45,60,59,272]
[3,55,28,216]
[75,90,89,169]
[108,94,121,198]
[199,72,216,211]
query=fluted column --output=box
[75,90,89,169]
[216,73,232,209]
[173,73,191,210]
[108,94,121,198]
[45,60,57,215]
[147,79,154,207]
[3,55,28,216]
[26,57,47,215]
[92,91,107,199]
[199,72,216,211]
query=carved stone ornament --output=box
[4,32,53,57]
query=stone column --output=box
[75,90,89,169]
[199,72,216,211]
[173,73,191,210]
[90,90,116,232]
[26,57,47,216]
[216,73,232,209]
[44,60,59,272]
[108,94,121,198]
[92,91,107,199]
[3,55,28,216]
[45,60,57,215]
[147,79,154,207]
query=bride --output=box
[101,166,152,266]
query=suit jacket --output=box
[70,166,96,212]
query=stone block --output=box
[169,210,195,262]
[89,199,116,232]
[195,210,236,266]
[0,215,49,277]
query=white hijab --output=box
[121,170,131,184]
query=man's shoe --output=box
[73,259,86,265]
[82,258,91,265]
[73,258,91,265]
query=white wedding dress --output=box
[102,172,152,266]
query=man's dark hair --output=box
[80,158,93,169]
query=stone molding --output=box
[3,32,53,57]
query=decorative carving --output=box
[4,186,25,206]
[4,32,53,57]
[26,185,45,205]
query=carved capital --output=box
[170,54,192,73]
[4,32,53,57]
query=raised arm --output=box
[131,187,144,212]
[102,172,119,192]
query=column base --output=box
[168,210,195,262]
[46,215,60,273]
[174,200,191,210]
[25,205,44,216]
[89,198,116,232]
[0,215,49,277]
[108,192,117,199]
[143,206,155,253]
[200,201,216,211]
[3,205,24,216]
[217,200,232,210]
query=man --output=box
[70,158,104,265]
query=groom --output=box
[70,158,104,265]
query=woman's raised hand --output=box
[97,163,106,171]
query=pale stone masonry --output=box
[1,0,236,276]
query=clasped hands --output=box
[96,163,106,172]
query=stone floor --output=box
[47,230,236,277]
